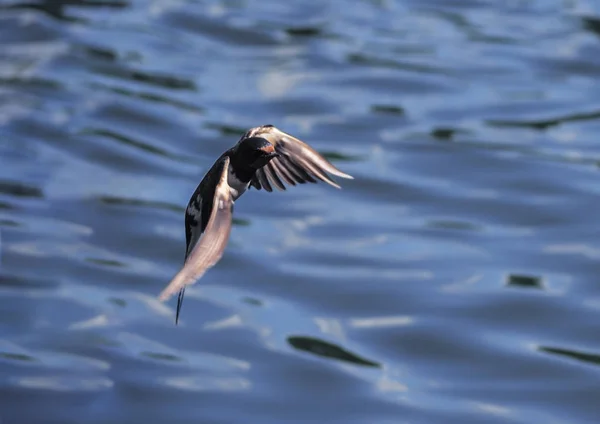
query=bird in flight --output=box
[158,125,353,324]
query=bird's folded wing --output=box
[250,127,353,192]
[158,156,233,302]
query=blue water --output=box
[1,1,600,423]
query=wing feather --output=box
[264,162,286,191]
[270,159,296,186]
[255,169,273,192]
[250,126,353,191]
[280,155,313,183]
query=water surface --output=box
[1,1,600,423]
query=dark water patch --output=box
[0,201,16,210]
[241,296,263,306]
[539,346,600,367]
[0,219,21,228]
[371,104,405,115]
[0,180,43,199]
[582,15,600,38]
[287,336,380,368]
[285,26,322,37]
[91,64,197,91]
[77,44,119,62]
[347,52,453,75]
[486,109,600,130]
[0,352,37,362]
[467,32,518,45]
[77,99,199,159]
[97,195,182,213]
[76,127,183,161]
[160,9,280,47]
[4,0,128,22]
[506,273,544,290]
[426,218,482,232]
[431,127,470,140]
[0,273,60,290]
[84,257,126,268]
[90,82,204,113]
[0,77,62,91]
[107,297,126,307]
[140,352,182,362]
[232,217,251,227]
[204,122,248,136]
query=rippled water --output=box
[2,0,600,423]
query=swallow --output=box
[158,125,353,324]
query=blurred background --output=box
[1,0,600,423]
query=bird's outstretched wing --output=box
[158,156,233,323]
[249,126,353,192]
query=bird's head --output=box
[238,136,279,169]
